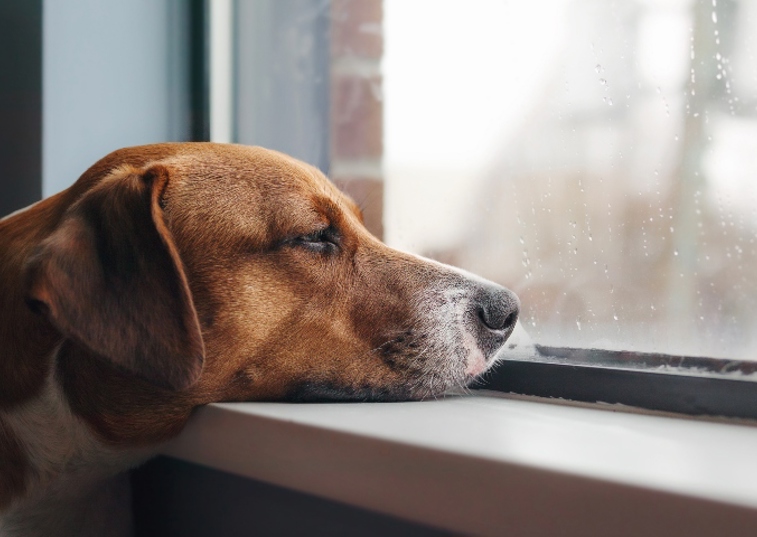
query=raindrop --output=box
[712,11,717,23]
[674,249,679,256]
[613,315,619,321]
[576,320,582,331]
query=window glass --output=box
[384,0,757,359]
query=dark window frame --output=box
[474,345,757,420]
[0,0,42,217]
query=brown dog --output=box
[0,143,518,535]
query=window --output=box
[384,0,757,363]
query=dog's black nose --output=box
[475,286,519,333]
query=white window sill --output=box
[162,392,757,536]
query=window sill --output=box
[162,393,757,536]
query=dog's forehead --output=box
[177,146,330,195]
[163,146,357,243]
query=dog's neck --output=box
[0,367,149,536]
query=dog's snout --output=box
[475,287,519,333]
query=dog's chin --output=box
[283,370,486,403]
[282,346,508,403]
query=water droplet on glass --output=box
[613,315,619,321]
[595,64,603,74]
[674,249,679,256]
[599,78,608,86]
[654,169,659,176]
[712,11,717,23]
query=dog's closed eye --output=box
[289,227,340,254]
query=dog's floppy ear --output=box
[24,165,204,391]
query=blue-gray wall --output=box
[43,0,191,196]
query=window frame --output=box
[0,0,42,217]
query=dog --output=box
[0,143,519,535]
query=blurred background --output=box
[384,0,757,359]
[3,0,756,360]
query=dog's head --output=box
[25,143,518,435]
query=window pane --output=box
[384,0,757,359]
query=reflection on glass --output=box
[385,0,757,359]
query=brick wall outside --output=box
[330,0,384,239]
